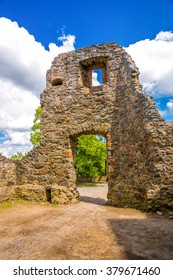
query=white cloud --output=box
[92,71,101,86]
[4,131,31,146]
[126,31,173,97]
[48,35,75,58]
[167,99,173,110]
[0,130,32,157]
[155,31,173,41]
[157,99,173,120]
[0,17,75,157]
[0,79,39,130]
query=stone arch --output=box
[67,121,111,138]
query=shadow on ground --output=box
[107,218,173,260]
[79,195,107,205]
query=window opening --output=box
[92,68,103,86]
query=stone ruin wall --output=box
[0,155,16,187]
[0,42,173,211]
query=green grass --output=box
[0,199,76,210]
[0,200,25,210]
[77,182,107,188]
[0,199,52,210]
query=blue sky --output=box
[1,0,173,48]
[0,0,173,156]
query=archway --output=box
[70,133,108,205]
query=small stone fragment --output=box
[156,211,163,216]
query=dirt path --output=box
[0,184,173,260]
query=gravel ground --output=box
[0,184,173,260]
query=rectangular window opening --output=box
[92,68,103,86]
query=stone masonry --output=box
[0,42,173,210]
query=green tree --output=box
[30,106,42,147]
[74,135,107,177]
[11,106,41,158]
[11,151,24,159]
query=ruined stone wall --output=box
[0,42,173,210]
[15,146,48,185]
[0,155,16,186]
[0,155,16,203]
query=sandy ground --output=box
[0,183,173,260]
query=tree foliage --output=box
[30,106,42,147]
[74,135,107,177]
[11,151,24,159]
